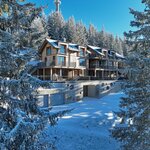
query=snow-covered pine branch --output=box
[0,0,69,149]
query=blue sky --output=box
[28,0,144,37]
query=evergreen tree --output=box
[114,36,123,54]
[122,37,129,56]
[0,1,68,149]
[63,16,76,43]
[98,29,108,48]
[31,12,48,49]
[47,11,65,40]
[88,24,98,46]
[112,1,150,149]
[73,21,88,46]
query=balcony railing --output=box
[69,62,76,67]
[45,61,55,67]
[100,65,118,69]
[57,62,66,67]
[89,64,119,69]
[89,64,100,68]
[89,54,100,58]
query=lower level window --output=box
[57,56,65,66]
[79,58,86,66]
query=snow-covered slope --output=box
[40,92,124,150]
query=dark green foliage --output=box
[46,12,126,54]
[112,1,150,149]
[0,1,68,149]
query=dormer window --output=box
[80,48,85,56]
[46,47,51,55]
[59,45,66,54]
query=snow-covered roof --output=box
[108,50,115,57]
[86,50,91,54]
[46,38,60,49]
[115,52,125,59]
[88,45,104,56]
[68,43,79,51]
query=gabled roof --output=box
[46,38,60,49]
[108,50,115,57]
[39,38,60,54]
[115,52,125,59]
[87,45,104,56]
[68,43,79,52]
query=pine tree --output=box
[98,29,108,48]
[88,24,98,46]
[0,1,68,149]
[122,37,129,56]
[112,1,150,149]
[31,11,48,49]
[47,11,65,40]
[63,16,76,43]
[73,21,88,46]
[114,36,123,54]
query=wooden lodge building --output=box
[32,38,125,81]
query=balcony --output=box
[100,65,118,69]
[88,54,100,59]
[46,61,55,67]
[89,64,118,70]
[69,62,76,67]
[57,62,66,67]
[89,64,100,68]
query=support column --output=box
[109,70,111,79]
[60,69,62,80]
[94,70,97,77]
[43,69,45,80]
[50,68,53,80]
[72,70,74,78]
[116,70,119,79]
[102,70,104,80]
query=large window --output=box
[57,56,65,66]
[46,47,51,55]
[59,45,66,54]
[79,58,86,66]
[80,48,85,56]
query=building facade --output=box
[87,45,124,80]
[32,38,124,81]
[32,38,88,80]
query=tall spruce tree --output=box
[0,1,68,149]
[88,24,98,46]
[31,12,48,49]
[112,1,150,149]
[73,21,88,46]
[63,16,76,43]
[47,11,65,40]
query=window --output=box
[59,45,66,54]
[46,47,51,55]
[80,48,85,56]
[79,58,86,66]
[45,57,47,63]
[57,56,65,66]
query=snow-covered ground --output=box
[41,92,124,150]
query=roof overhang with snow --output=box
[115,52,125,59]
[46,38,60,49]
[68,44,80,52]
[87,45,104,56]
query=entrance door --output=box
[83,85,88,97]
